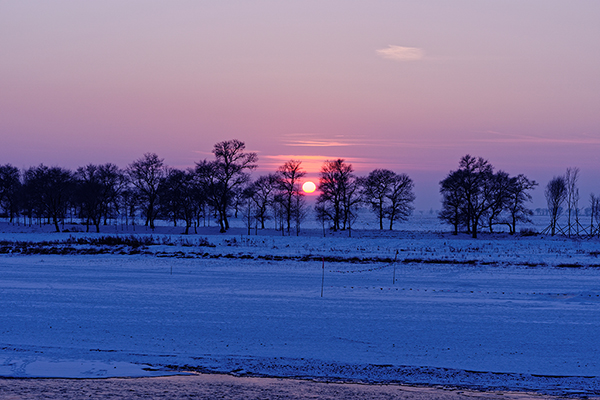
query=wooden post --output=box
[321,257,325,297]
[393,250,398,285]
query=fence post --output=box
[321,257,325,297]
[393,250,398,285]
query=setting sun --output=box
[302,181,316,194]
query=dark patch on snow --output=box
[155,356,600,398]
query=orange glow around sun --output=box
[302,181,316,193]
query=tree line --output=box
[2,145,592,237]
[438,155,538,238]
[438,154,599,238]
[0,139,416,234]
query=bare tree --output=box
[194,160,221,229]
[213,139,257,232]
[119,188,138,229]
[440,159,536,236]
[462,156,496,238]
[316,159,358,231]
[75,163,123,233]
[0,164,21,223]
[98,163,125,226]
[438,155,494,238]
[545,176,567,236]
[386,172,415,230]
[589,194,600,237]
[196,140,257,232]
[272,193,286,233]
[505,174,537,234]
[157,168,187,228]
[240,184,255,235]
[362,169,415,230]
[484,171,512,233]
[361,169,394,230]
[188,168,208,233]
[565,167,580,236]
[248,174,278,229]
[76,164,104,232]
[277,160,306,234]
[126,153,166,230]
[23,165,74,232]
[439,170,466,235]
[293,193,308,236]
[157,167,207,233]
[344,179,362,237]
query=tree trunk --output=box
[223,210,229,231]
[53,217,60,233]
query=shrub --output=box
[519,228,538,237]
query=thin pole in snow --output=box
[321,257,325,298]
[393,250,398,285]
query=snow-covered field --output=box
[2,215,600,397]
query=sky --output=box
[1,1,599,210]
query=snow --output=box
[1,215,600,396]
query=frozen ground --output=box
[1,215,600,397]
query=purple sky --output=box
[1,1,599,209]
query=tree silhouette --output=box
[126,153,166,230]
[23,165,74,232]
[484,171,512,233]
[0,164,21,223]
[316,159,358,231]
[157,168,187,228]
[439,155,494,238]
[157,168,204,234]
[438,155,535,237]
[384,172,415,230]
[589,194,600,237]
[196,140,257,232]
[506,174,537,234]
[565,167,580,236]
[361,169,392,230]
[248,174,278,229]
[439,169,466,235]
[75,163,123,233]
[361,169,415,230]
[277,160,306,234]
[545,176,567,236]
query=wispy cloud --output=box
[282,133,358,148]
[263,155,335,162]
[281,133,454,149]
[376,45,424,61]
[477,131,600,145]
[285,140,352,147]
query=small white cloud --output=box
[376,45,424,61]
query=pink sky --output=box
[1,1,599,209]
